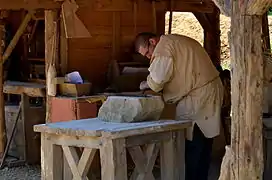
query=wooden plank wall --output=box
[0,0,214,89]
[67,2,162,88]
[66,0,214,88]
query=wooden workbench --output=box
[34,118,191,180]
[3,81,46,164]
[4,81,46,97]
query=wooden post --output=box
[262,12,270,51]
[60,13,68,76]
[45,10,58,123]
[160,131,185,179]
[41,133,63,180]
[194,7,221,69]
[152,1,157,33]
[229,3,264,180]
[168,0,173,34]
[2,12,32,63]
[204,8,221,69]
[100,138,127,180]
[0,18,6,157]
[216,0,272,178]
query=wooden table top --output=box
[4,80,46,97]
[34,118,191,139]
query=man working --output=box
[135,32,223,180]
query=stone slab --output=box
[98,95,165,123]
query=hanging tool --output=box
[61,0,91,38]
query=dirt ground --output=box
[0,165,40,180]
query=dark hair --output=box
[134,32,156,52]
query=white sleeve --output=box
[148,56,174,84]
[147,56,174,92]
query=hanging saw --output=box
[61,0,91,38]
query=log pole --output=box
[230,2,264,179]
[45,10,58,123]
[2,12,32,64]
[0,19,6,157]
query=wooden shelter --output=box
[0,0,271,179]
[0,0,221,156]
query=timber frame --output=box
[34,118,191,180]
[0,0,222,159]
[0,11,7,156]
[0,0,272,179]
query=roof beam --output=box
[0,0,61,10]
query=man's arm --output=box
[146,56,174,92]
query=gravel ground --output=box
[0,165,41,180]
[0,161,220,180]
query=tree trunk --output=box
[230,2,264,179]
[45,10,58,123]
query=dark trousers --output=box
[185,125,214,180]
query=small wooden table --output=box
[34,118,191,180]
[2,81,46,165]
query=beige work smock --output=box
[147,34,224,140]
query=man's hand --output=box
[139,81,149,90]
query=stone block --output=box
[98,95,164,123]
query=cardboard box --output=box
[59,82,91,97]
[51,96,97,123]
[55,77,92,97]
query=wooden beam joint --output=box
[2,12,33,64]
[193,12,213,33]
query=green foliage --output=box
[222,61,230,70]
[269,7,272,16]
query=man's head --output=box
[134,32,159,59]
